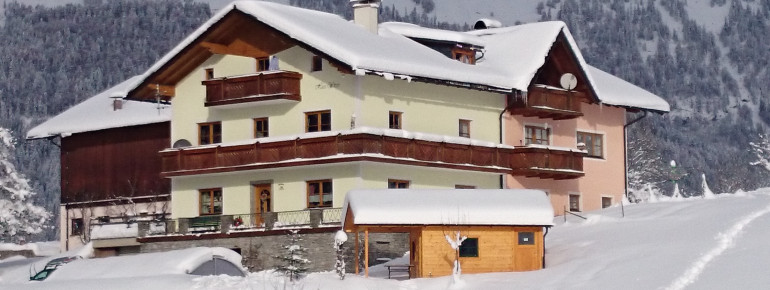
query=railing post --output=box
[178,218,191,234]
[138,220,150,237]
[220,215,233,233]
[309,209,323,228]
[263,212,277,230]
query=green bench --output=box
[189,216,220,232]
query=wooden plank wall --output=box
[417,225,543,277]
[61,122,171,203]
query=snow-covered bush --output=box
[274,229,309,282]
[702,173,716,199]
[333,230,347,280]
[0,128,50,243]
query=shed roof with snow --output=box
[342,189,555,229]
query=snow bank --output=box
[343,189,554,226]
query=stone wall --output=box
[139,230,409,273]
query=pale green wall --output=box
[170,162,499,218]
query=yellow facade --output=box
[168,44,507,218]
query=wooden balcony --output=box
[160,131,585,180]
[202,71,302,107]
[508,85,584,120]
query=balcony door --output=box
[254,184,272,226]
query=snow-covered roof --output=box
[587,65,670,113]
[342,189,555,227]
[379,22,486,47]
[26,76,171,140]
[124,1,666,113]
[45,247,243,281]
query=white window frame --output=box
[568,192,582,212]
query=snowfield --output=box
[3,189,770,289]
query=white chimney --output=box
[351,0,381,34]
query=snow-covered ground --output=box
[3,189,770,289]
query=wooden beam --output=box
[364,228,369,278]
[199,39,270,58]
[354,230,360,275]
[146,84,175,97]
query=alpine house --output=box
[28,0,668,271]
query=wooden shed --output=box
[342,189,554,278]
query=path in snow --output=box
[665,201,770,290]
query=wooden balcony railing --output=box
[508,85,584,120]
[160,131,585,180]
[202,71,302,107]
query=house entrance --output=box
[253,184,272,226]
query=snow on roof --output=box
[468,21,597,97]
[342,189,554,227]
[45,247,243,281]
[26,76,170,139]
[379,22,486,47]
[587,65,670,113]
[125,1,666,112]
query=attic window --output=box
[452,47,475,64]
[204,68,214,80]
[311,55,323,72]
[257,57,269,72]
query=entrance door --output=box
[513,227,542,271]
[254,184,272,226]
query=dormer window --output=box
[452,47,475,64]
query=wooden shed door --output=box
[513,228,542,271]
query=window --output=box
[256,57,269,72]
[311,55,323,72]
[389,111,402,129]
[459,119,471,138]
[307,180,333,208]
[200,188,223,215]
[388,179,409,189]
[518,232,535,245]
[455,185,476,189]
[569,194,581,212]
[602,196,613,208]
[71,218,84,236]
[452,48,475,64]
[577,131,604,158]
[254,118,269,138]
[525,125,550,145]
[306,110,331,132]
[204,68,214,80]
[199,122,222,145]
[459,238,479,257]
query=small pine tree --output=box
[333,230,347,280]
[274,229,310,282]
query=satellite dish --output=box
[172,139,192,148]
[560,73,578,90]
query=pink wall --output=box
[504,103,627,214]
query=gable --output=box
[128,10,297,101]
[531,31,598,104]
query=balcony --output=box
[139,208,343,237]
[202,71,302,107]
[508,85,584,120]
[160,128,585,179]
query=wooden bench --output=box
[189,216,220,232]
[385,264,413,279]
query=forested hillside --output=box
[0,0,210,240]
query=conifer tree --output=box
[275,229,310,282]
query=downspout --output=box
[623,111,648,202]
[65,205,69,251]
[498,93,510,189]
